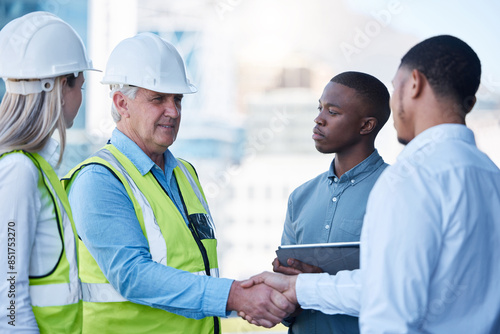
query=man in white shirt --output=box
[240,35,500,333]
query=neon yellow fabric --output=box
[1,151,82,334]
[63,145,219,333]
[32,303,82,334]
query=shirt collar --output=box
[38,137,60,167]
[397,123,475,162]
[328,149,385,184]
[110,128,178,176]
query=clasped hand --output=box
[235,257,323,327]
[227,273,296,328]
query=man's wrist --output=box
[226,280,242,312]
[203,277,234,317]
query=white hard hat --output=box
[102,32,197,94]
[0,11,97,94]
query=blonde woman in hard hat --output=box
[0,12,96,333]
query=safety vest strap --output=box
[26,152,79,287]
[81,283,127,303]
[92,147,167,265]
[65,145,219,333]
[177,160,212,218]
[92,146,216,268]
[2,150,82,331]
[192,268,219,278]
[30,152,78,242]
[30,281,81,307]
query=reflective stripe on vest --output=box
[93,149,167,265]
[176,161,214,227]
[92,148,216,268]
[3,152,81,303]
[29,153,80,299]
[30,281,81,307]
[63,145,219,333]
[1,151,82,333]
[41,173,80,296]
[79,148,221,304]
[81,268,219,303]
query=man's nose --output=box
[314,113,325,126]
[163,98,180,118]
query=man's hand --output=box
[272,257,323,275]
[226,279,295,328]
[237,271,299,325]
[240,271,298,305]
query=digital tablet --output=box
[276,242,360,275]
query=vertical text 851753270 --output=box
[6,221,16,327]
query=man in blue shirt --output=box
[65,33,293,333]
[272,71,390,333]
[241,35,500,334]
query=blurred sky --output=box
[204,0,500,166]
[220,0,500,97]
[347,0,500,87]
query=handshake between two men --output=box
[231,257,322,328]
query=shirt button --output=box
[332,197,337,202]
[325,225,330,230]
[334,177,338,182]
[351,179,355,184]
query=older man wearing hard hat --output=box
[63,33,294,333]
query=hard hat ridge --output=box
[102,32,197,94]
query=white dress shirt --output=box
[297,124,500,333]
[0,139,63,333]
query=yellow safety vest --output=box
[62,144,221,334]
[1,151,82,333]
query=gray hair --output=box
[0,76,66,164]
[110,85,139,123]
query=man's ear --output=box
[360,117,377,135]
[464,95,477,114]
[410,69,425,99]
[113,92,130,118]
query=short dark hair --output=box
[331,71,390,134]
[400,35,481,112]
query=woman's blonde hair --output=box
[0,75,70,164]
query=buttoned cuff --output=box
[203,277,234,317]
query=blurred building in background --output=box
[1,0,499,282]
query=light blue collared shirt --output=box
[68,128,233,319]
[282,149,387,245]
[282,149,387,333]
[359,124,500,333]
[296,124,500,333]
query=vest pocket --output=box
[188,213,215,240]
